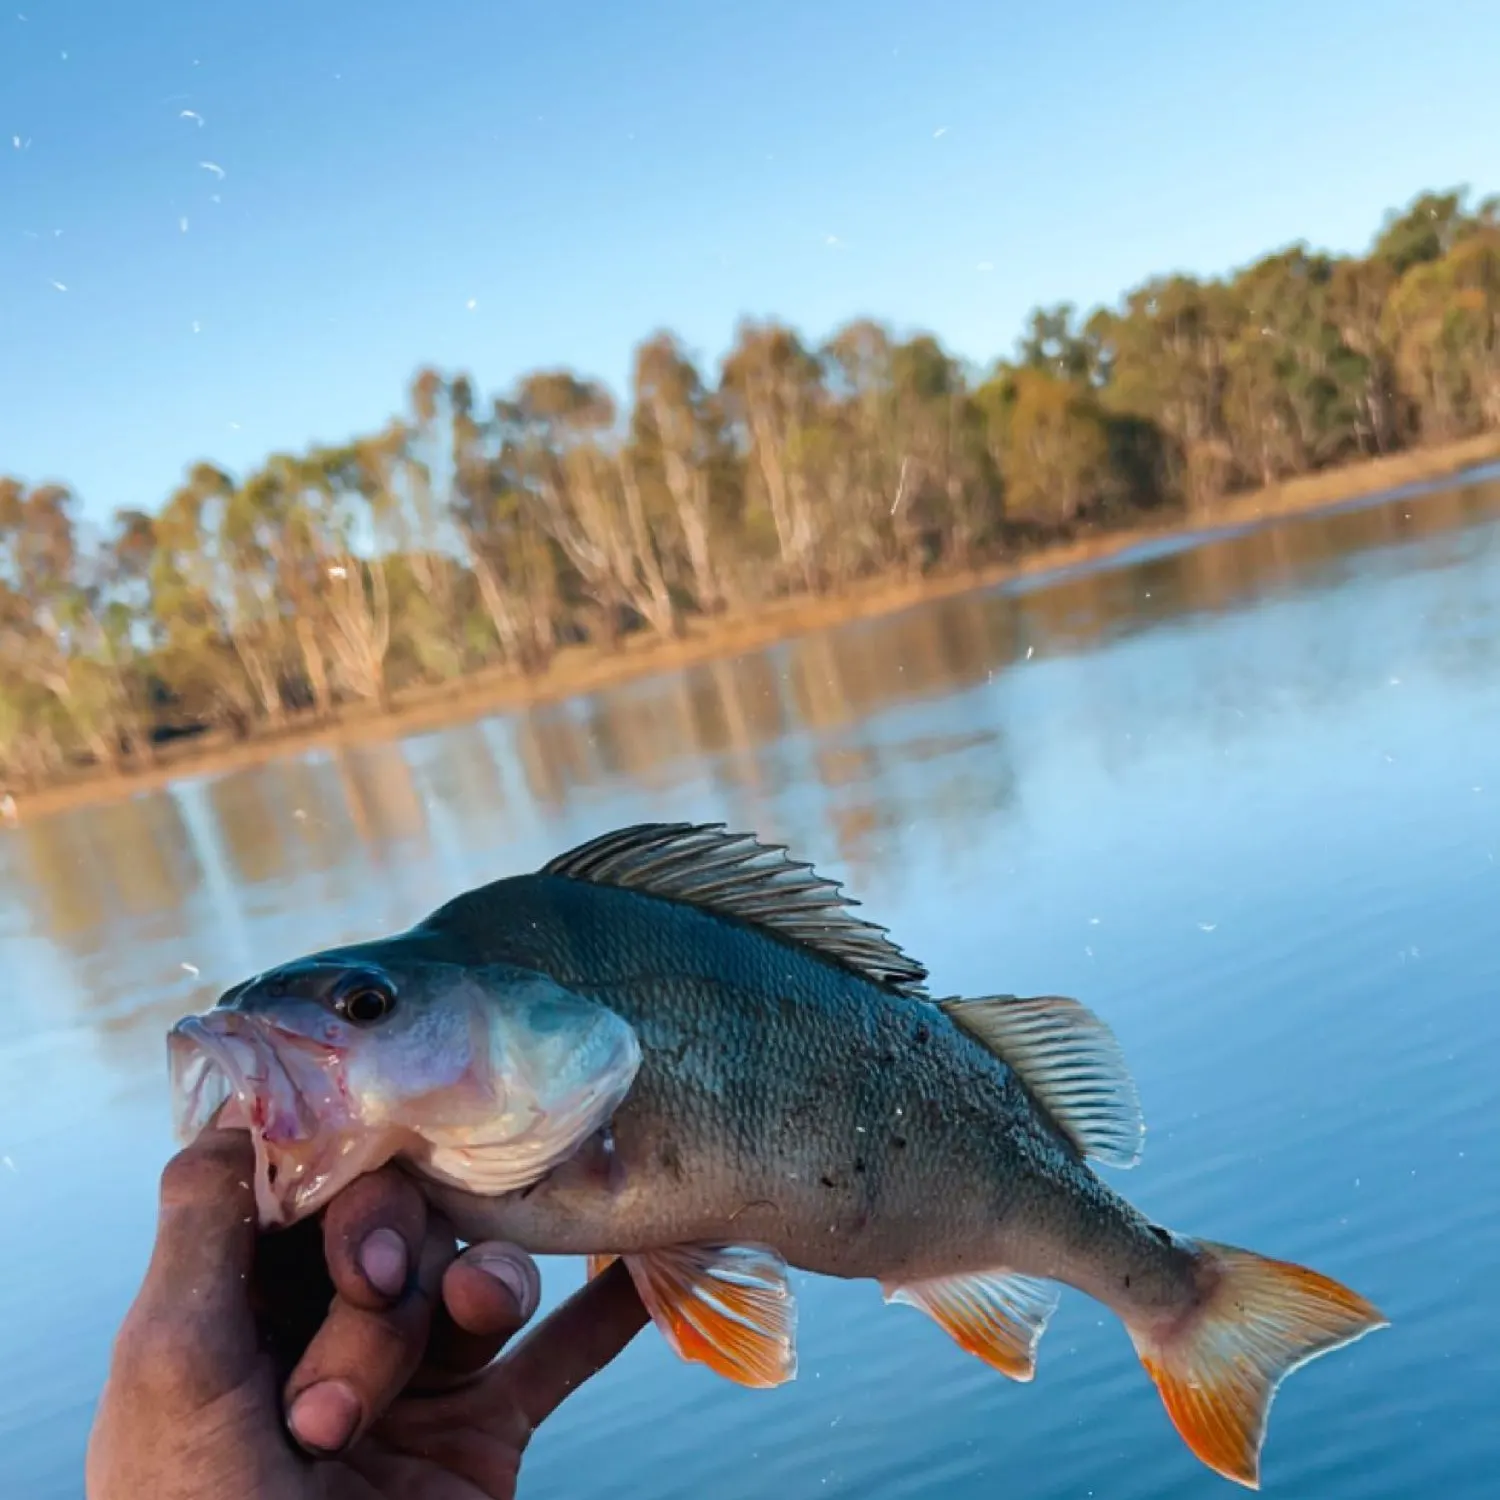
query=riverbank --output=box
[9,430,1500,825]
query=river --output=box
[3,469,1499,1499]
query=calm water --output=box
[4,472,1500,1499]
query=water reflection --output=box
[7,793,203,952]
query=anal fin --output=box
[586,1253,618,1281]
[882,1268,1060,1382]
[620,1243,797,1389]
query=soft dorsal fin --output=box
[941,994,1145,1168]
[540,822,929,998]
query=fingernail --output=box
[288,1379,361,1453]
[472,1249,540,1319]
[359,1227,408,1296]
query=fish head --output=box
[168,944,641,1228]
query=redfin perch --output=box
[168,822,1386,1488]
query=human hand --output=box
[86,1128,648,1499]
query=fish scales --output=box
[423,873,1072,1270]
[421,869,1183,1302]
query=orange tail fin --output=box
[1128,1240,1387,1489]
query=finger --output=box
[372,1258,646,1457]
[115,1129,261,1403]
[321,1165,428,1310]
[413,1242,542,1387]
[139,1128,258,1322]
[498,1257,648,1433]
[283,1211,455,1455]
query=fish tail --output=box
[1125,1239,1386,1490]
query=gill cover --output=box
[409,967,644,1199]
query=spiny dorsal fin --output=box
[540,822,929,998]
[941,994,1145,1168]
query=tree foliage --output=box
[4,187,1499,787]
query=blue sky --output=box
[4,0,1498,523]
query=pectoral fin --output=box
[882,1268,1060,1381]
[617,1243,797,1388]
[586,1253,618,1280]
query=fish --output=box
[167,822,1386,1489]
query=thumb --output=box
[120,1128,262,1403]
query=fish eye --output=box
[332,972,398,1026]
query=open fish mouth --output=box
[171,1014,288,1139]
[168,1012,367,1227]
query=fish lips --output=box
[168,1011,361,1227]
[170,1013,271,1137]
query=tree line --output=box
[3,186,1498,789]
